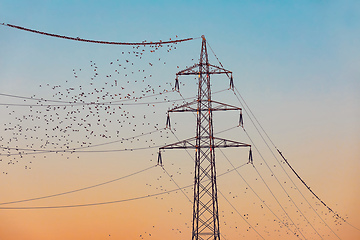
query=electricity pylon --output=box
[158,35,252,240]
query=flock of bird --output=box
[0,41,193,174]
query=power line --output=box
[0,143,161,156]
[208,43,306,238]
[0,163,248,210]
[0,92,66,103]
[0,122,239,158]
[0,99,181,107]
[0,90,176,106]
[0,89,230,107]
[1,23,197,45]
[0,186,186,210]
[230,90,341,238]
[231,86,355,235]
[1,128,164,152]
[229,88,345,239]
[0,165,157,205]
[208,41,352,236]
[0,128,166,155]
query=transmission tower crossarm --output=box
[168,100,241,113]
[176,64,232,76]
[168,100,198,112]
[212,137,251,148]
[159,137,197,150]
[210,101,241,111]
[159,137,250,150]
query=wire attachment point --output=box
[157,151,163,166]
[239,110,244,127]
[166,113,171,128]
[175,76,180,91]
[248,148,253,164]
[230,74,234,89]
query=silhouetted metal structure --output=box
[159,35,252,240]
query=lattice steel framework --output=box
[159,36,252,240]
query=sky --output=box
[0,0,359,239]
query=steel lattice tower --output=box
[159,36,252,240]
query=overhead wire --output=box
[208,42,307,238]
[229,87,344,239]
[0,88,229,108]
[0,90,177,106]
[0,160,248,210]
[0,164,157,205]
[0,128,167,155]
[1,143,162,155]
[0,92,71,103]
[231,87,329,238]
[207,40,349,237]
[0,185,187,210]
[237,85,341,238]
[231,87,350,237]
[1,23,198,45]
[0,98,182,107]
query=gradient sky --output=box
[0,1,359,239]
